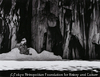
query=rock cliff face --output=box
[31,0,100,60]
[0,0,100,60]
[0,0,32,53]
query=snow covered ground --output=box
[0,61,100,72]
[0,48,100,72]
[0,48,62,61]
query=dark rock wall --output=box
[31,0,100,59]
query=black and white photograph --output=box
[0,0,100,77]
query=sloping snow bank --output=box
[0,48,62,60]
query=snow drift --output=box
[0,48,62,61]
